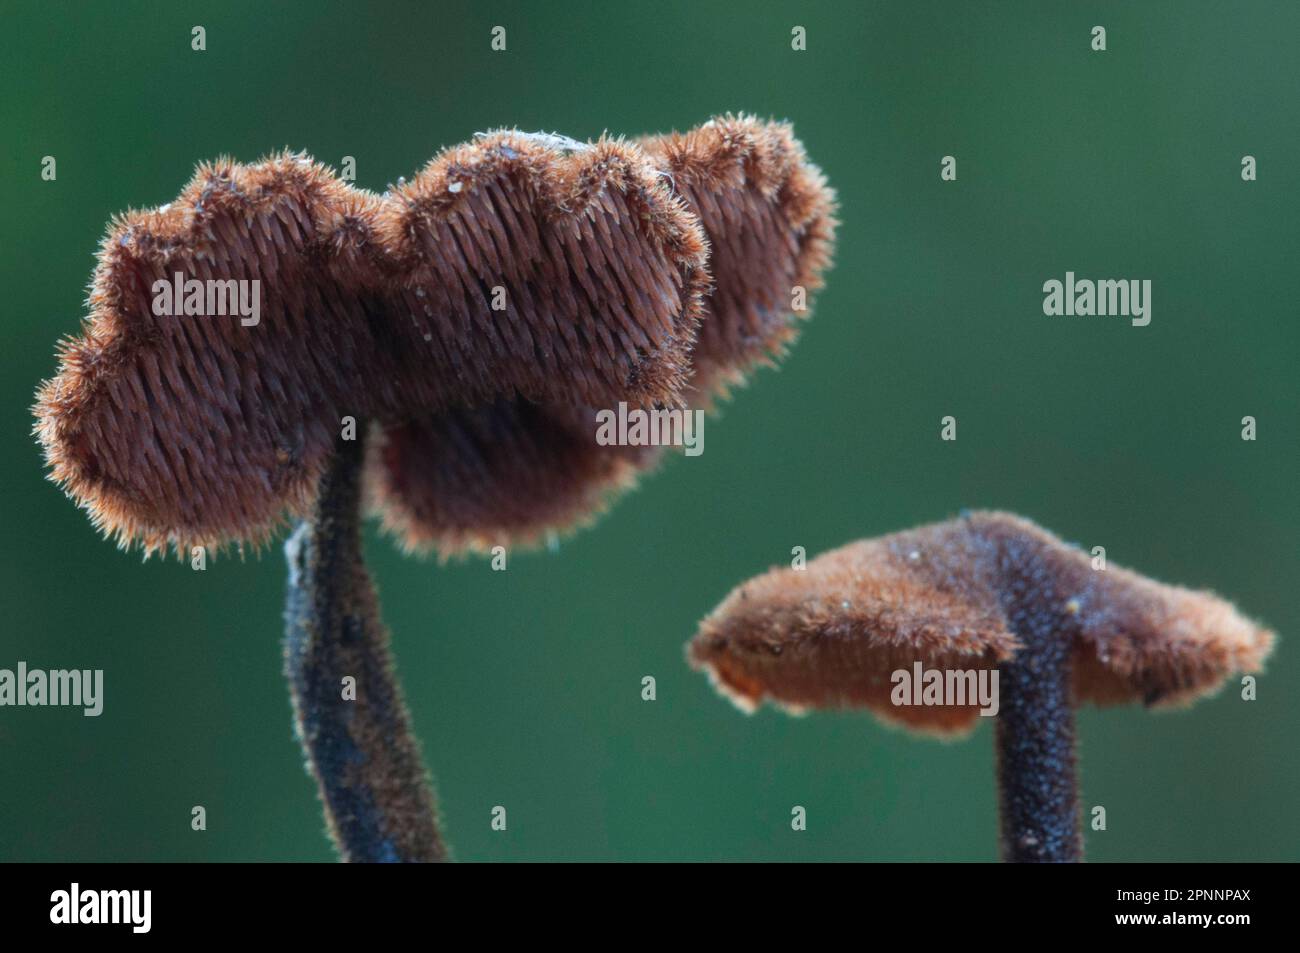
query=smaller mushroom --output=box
[688,511,1275,862]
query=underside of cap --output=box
[34,133,710,556]
[36,116,838,559]
[365,115,838,556]
[365,399,660,556]
[640,114,837,402]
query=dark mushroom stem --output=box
[283,430,446,862]
[994,597,1081,862]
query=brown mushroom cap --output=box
[689,511,1275,735]
[367,115,838,555]
[640,114,836,400]
[34,133,709,555]
[37,117,836,559]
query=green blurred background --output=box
[2,1,1296,862]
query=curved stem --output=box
[283,432,446,862]
[994,607,1081,862]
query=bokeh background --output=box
[2,0,1296,862]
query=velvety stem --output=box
[994,606,1082,863]
[283,433,446,862]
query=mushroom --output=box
[34,116,837,860]
[688,511,1275,862]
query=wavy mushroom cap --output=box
[689,511,1274,735]
[640,114,836,400]
[35,133,709,555]
[370,115,838,556]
